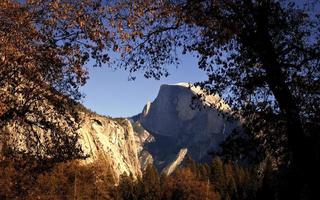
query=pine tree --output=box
[118,174,138,200]
[185,156,198,174]
[211,157,226,198]
[257,158,275,200]
[162,168,219,200]
[140,164,161,200]
[224,162,237,199]
[199,163,210,181]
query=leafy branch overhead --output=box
[0,0,118,162]
[0,0,319,198]
[108,0,320,198]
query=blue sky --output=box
[80,54,207,117]
[80,0,319,118]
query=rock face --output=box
[132,83,241,174]
[78,115,142,181]
[1,111,143,182]
[1,82,239,179]
[78,83,240,177]
[162,148,188,175]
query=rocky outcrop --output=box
[78,83,240,176]
[132,83,241,175]
[78,115,142,181]
[2,82,239,179]
[1,111,143,182]
[162,148,188,175]
[130,120,155,171]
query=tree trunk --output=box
[74,173,77,200]
[255,4,316,199]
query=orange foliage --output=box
[0,156,115,199]
[162,168,220,200]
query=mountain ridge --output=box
[131,83,241,174]
[1,82,241,180]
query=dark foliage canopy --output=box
[1,0,319,198]
[0,0,118,163]
[108,0,320,198]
